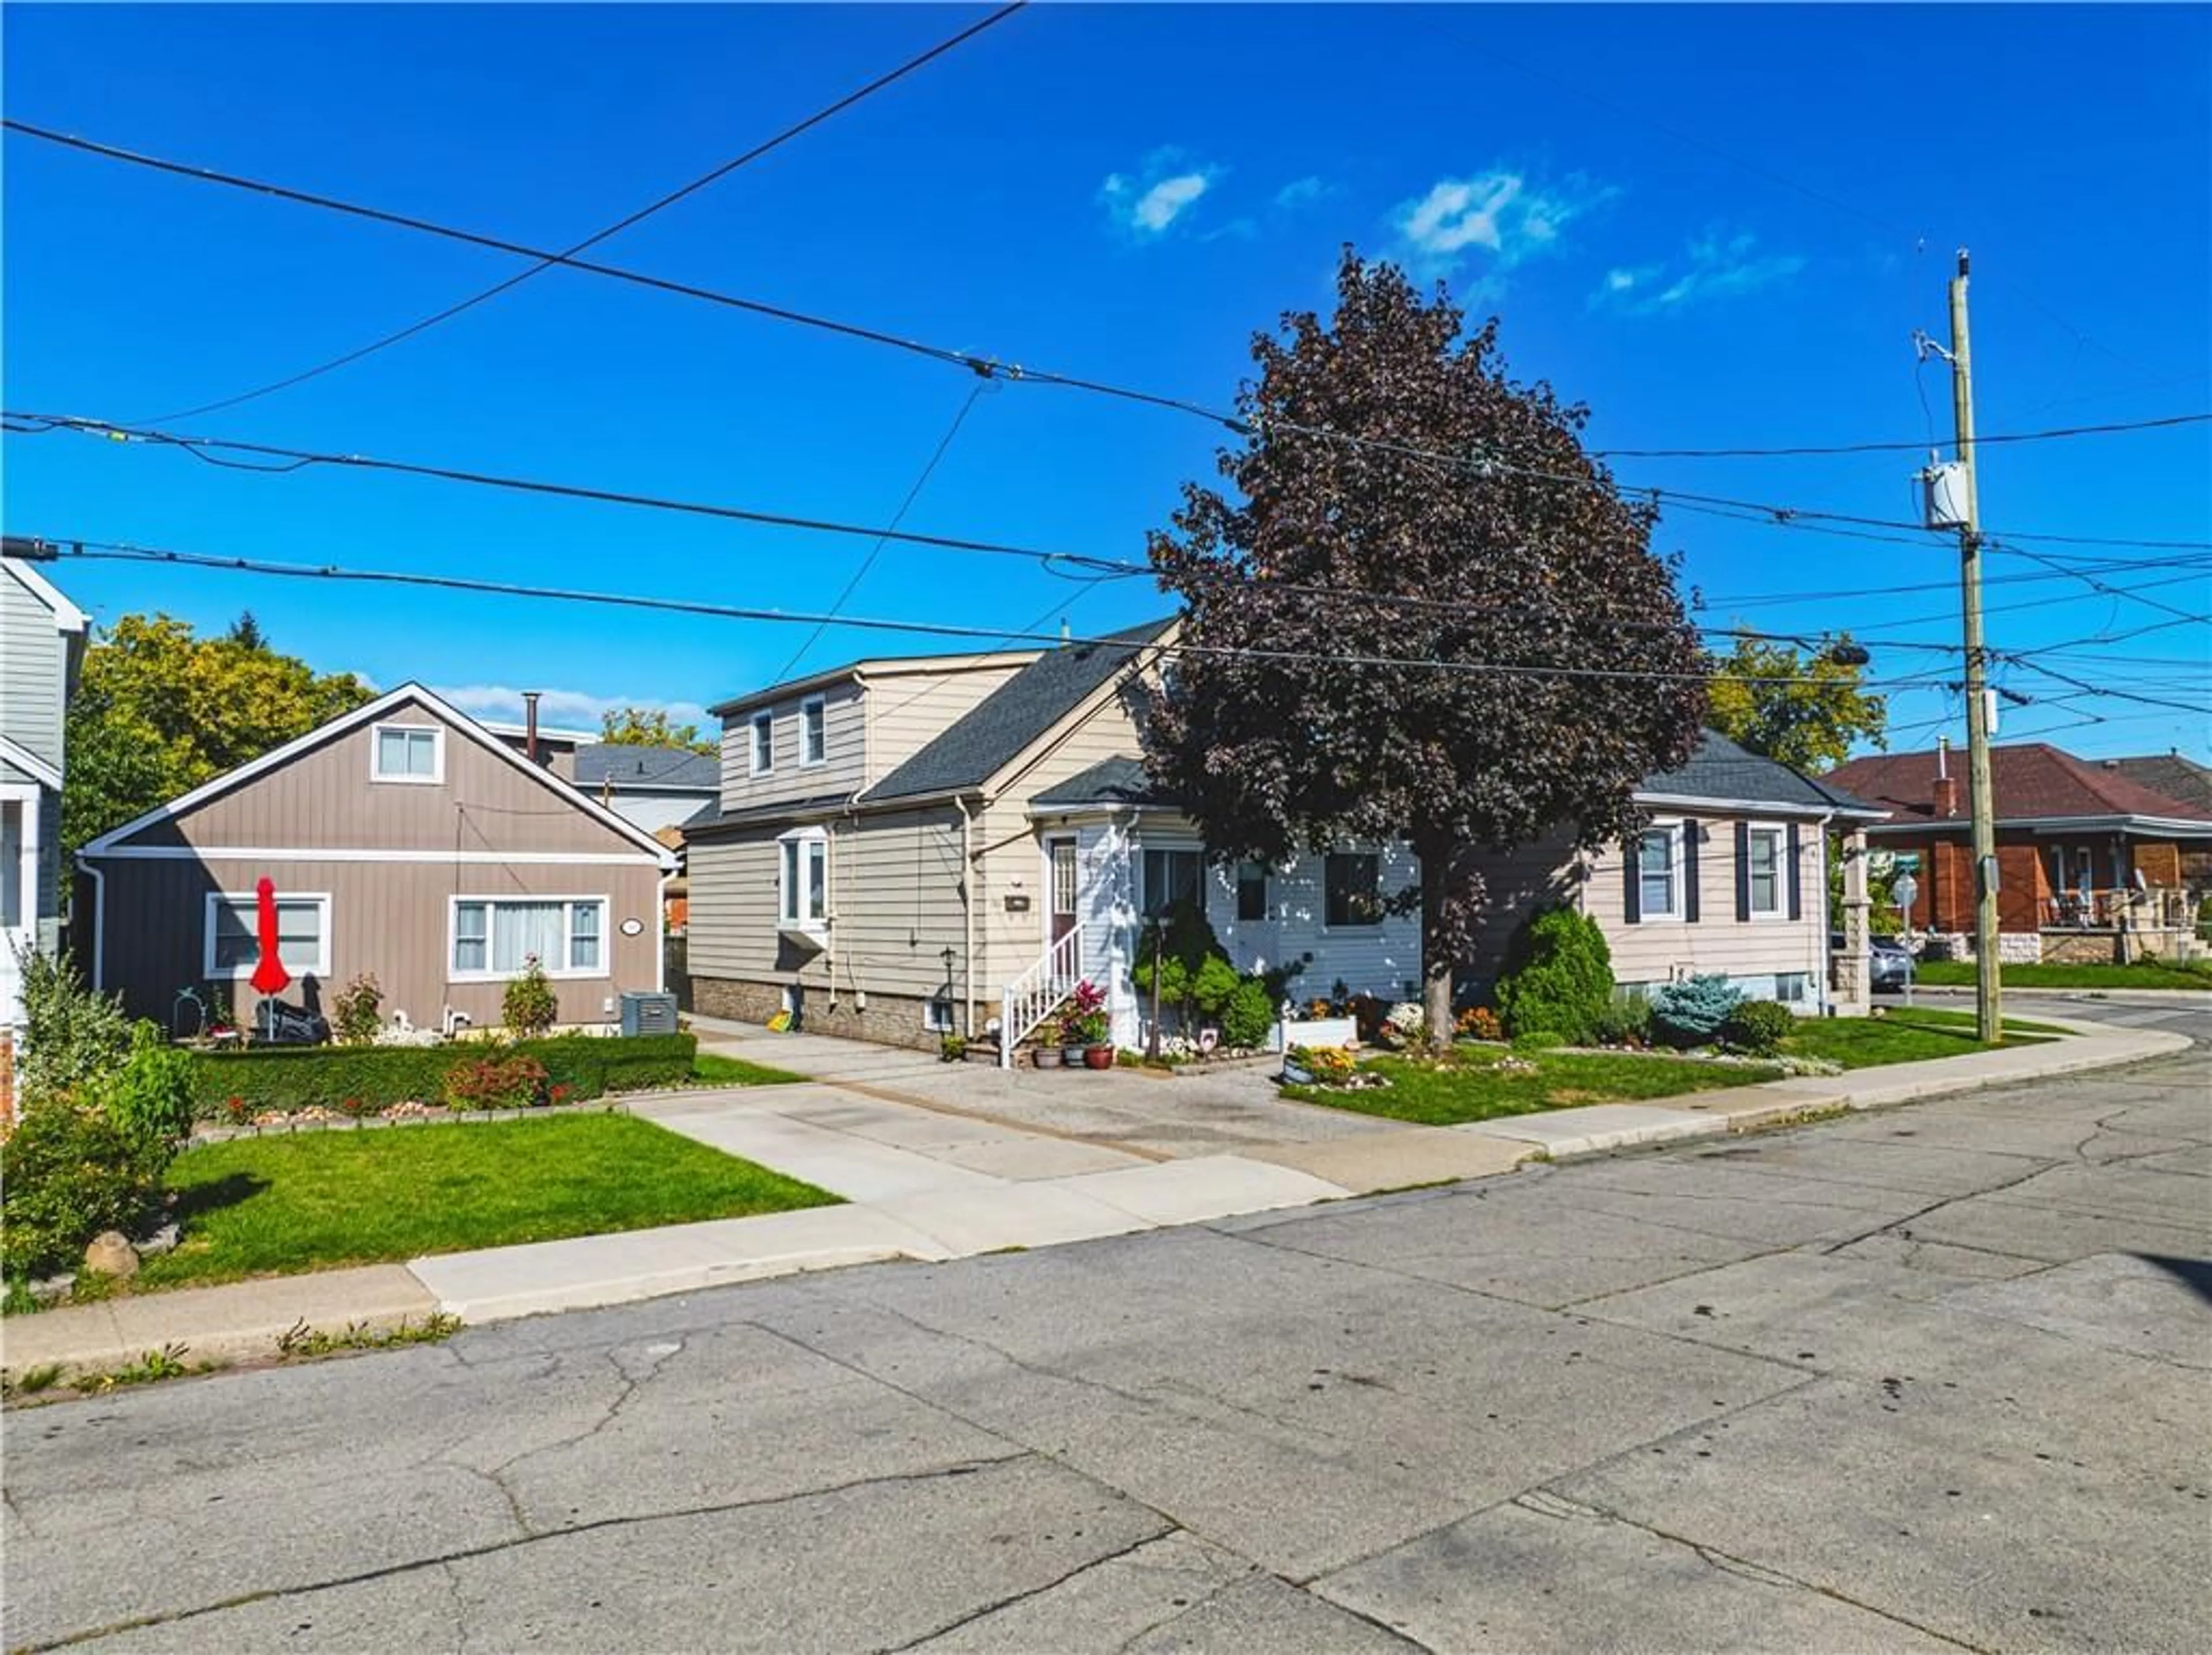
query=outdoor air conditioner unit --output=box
[620,991,679,1036]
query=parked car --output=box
[1834,931,1916,993]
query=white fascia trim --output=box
[0,734,63,792]
[77,681,678,868]
[88,846,665,865]
[1634,790,1847,820]
[3,558,88,633]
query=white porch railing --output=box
[999,926,1084,1069]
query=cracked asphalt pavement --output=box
[5,997,2207,1653]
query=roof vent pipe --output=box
[523,691,541,764]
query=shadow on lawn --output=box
[167,1172,270,1226]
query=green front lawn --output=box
[1914,960,2212,991]
[139,1115,837,1292]
[1779,1005,2061,1069]
[1281,1048,1784,1126]
[691,1052,810,1086]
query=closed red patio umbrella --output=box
[250,876,292,998]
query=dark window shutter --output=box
[1623,836,1641,925]
[1786,823,1803,921]
[1684,824,1701,923]
[1734,821,1752,923]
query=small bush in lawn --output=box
[1495,908,1615,1045]
[12,944,131,1104]
[1721,999,1796,1056]
[1650,975,1745,1048]
[1590,995,1653,1050]
[95,1021,197,1152]
[1220,976,1277,1049]
[502,957,559,1038]
[442,1050,551,1111]
[1456,1005,1503,1042]
[1510,1029,1567,1052]
[1,1101,168,1279]
[329,974,384,1046]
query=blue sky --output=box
[5,3,2207,759]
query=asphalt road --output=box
[6,998,2207,1654]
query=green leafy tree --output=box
[599,706,715,755]
[1142,251,1706,1049]
[63,614,373,857]
[1704,631,1886,774]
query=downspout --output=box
[955,795,976,1037]
[81,857,107,991]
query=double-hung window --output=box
[1325,853,1381,927]
[371,724,441,783]
[1637,827,1682,920]
[1235,859,1268,923]
[750,712,775,777]
[451,897,609,978]
[206,892,331,979]
[779,829,828,929]
[1745,826,1786,918]
[801,696,827,767]
[1141,847,1203,919]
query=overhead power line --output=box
[1589,411,2212,460]
[9,122,2206,555]
[145,1,1029,423]
[4,538,1959,693]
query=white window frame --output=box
[1139,841,1205,921]
[922,994,956,1033]
[1637,821,1685,921]
[777,825,829,933]
[1745,823,1788,921]
[447,895,611,982]
[750,711,775,777]
[800,695,827,767]
[203,891,332,980]
[369,722,444,785]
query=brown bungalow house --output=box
[1822,739,2212,963]
[77,685,677,1036]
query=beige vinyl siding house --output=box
[2,556,86,1040]
[78,686,675,1033]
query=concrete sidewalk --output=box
[2,1010,2189,1387]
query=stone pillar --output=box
[1837,825,1871,1016]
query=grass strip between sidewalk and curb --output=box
[1914,960,2212,991]
[131,1114,838,1293]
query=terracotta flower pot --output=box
[1083,1045,1115,1070]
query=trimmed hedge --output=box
[188,1033,699,1118]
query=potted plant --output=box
[1034,1040,1063,1069]
[1058,979,1113,1069]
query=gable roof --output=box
[1027,729,1878,819]
[707,649,1038,719]
[864,619,1176,804]
[79,683,677,866]
[2,557,88,634]
[1638,730,1884,817]
[570,743,719,793]
[1824,743,2212,828]
[2108,752,2212,816]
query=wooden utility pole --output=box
[1948,249,2003,1042]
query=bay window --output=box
[779,828,828,929]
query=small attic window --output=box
[372,724,443,784]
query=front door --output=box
[1047,837,1079,944]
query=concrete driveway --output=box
[7,1005,2205,1653]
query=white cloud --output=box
[1100,149,1222,239]
[1274,175,1329,210]
[431,683,714,737]
[1390,169,1612,281]
[1592,229,1806,315]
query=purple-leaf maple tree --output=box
[1141,251,1707,1047]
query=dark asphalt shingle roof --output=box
[865,619,1175,804]
[1033,756,1170,809]
[2109,753,2212,816]
[1027,729,1877,817]
[1642,730,1883,815]
[570,744,720,793]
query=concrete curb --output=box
[3,1020,2190,1387]
[1912,984,2211,1005]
